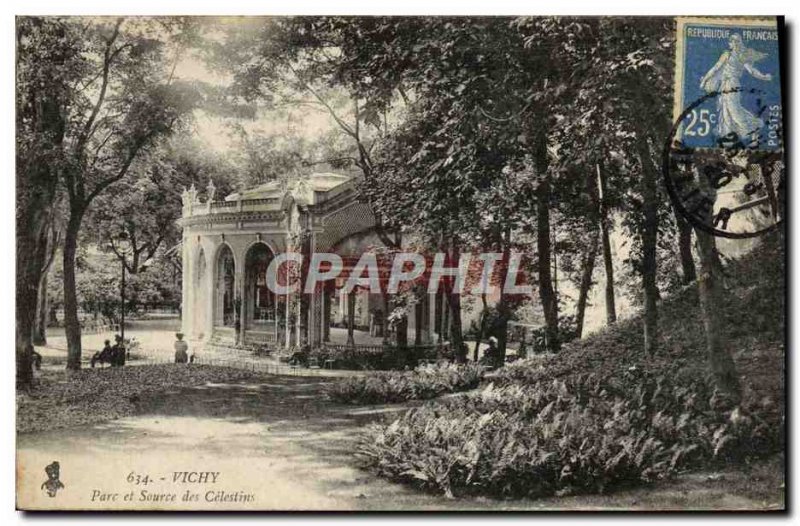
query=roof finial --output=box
[206,178,216,203]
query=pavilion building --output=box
[178,173,452,351]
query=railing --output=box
[184,197,283,218]
[244,330,277,344]
[241,197,280,208]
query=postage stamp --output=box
[673,17,783,151]
[665,16,784,238]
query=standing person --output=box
[174,333,189,364]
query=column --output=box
[346,290,356,346]
[284,292,291,350]
[204,247,214,341]
[181,234,192,337]
[295,288,302,346]
[426,292,435,345]
[436,292,444,344]
[234,269,244,345]
[414,298,423,346]
[442,293,450,342]
[306,233,318,346]
[323,283,331,342]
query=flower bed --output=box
[357,370,782,499]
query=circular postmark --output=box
[662,88,784,238]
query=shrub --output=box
[357,373,782,499]
[308,344,454,371]
[329,363,484,405]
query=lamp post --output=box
[113,231,132,342]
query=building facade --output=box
[179,173,441,351]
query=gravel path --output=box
[17,372,783,511]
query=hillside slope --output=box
[358,233,785,501]
[501,231,785,418]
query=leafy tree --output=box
[55,17,201,369]
[16,17,85,385]
[84,134,236,276]
[213,17,402,248]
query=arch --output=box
[211,240,238,275]
[214,244,236,328]
[242,242,277,339]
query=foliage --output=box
[328,363,484,405]
[519,314,580,354]
[47,251,181,323]
[84,135,237,274]
[357,372,780,499]
[356,238,784,498]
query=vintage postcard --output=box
[15,14,785,511]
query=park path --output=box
[17,375,781,511]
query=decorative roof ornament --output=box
[182,184,198,216]
[206,178,216,203]
[289,176,313,207]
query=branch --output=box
[75,19,124,154]
[287,62,358,139]
[144,231,167,262]
[85,130,156,204]
[301,156,359,167]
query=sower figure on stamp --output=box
[174,333,189,364]
[700,33,773,145]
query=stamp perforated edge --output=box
[672,16,780,132]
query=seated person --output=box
[91,340,114,368]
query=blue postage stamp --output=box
[673,17,782,150]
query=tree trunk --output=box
[495,295,511,367]
[575,232,599,339]
[16,25,67,386]
[695,228,740,402]
[447,290,466,362]
[638,137,659,355]
[597,163,617,324]
[33,273,49,346]
[533,122,559,352]
[414,295,423,346]
[63,212,84,370]
[536,178,559,352]
[16,214,51,386]
[674,205,697,284]
[33,224,59,347]
[473,293,488,362]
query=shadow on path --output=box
[17,375,783,511]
